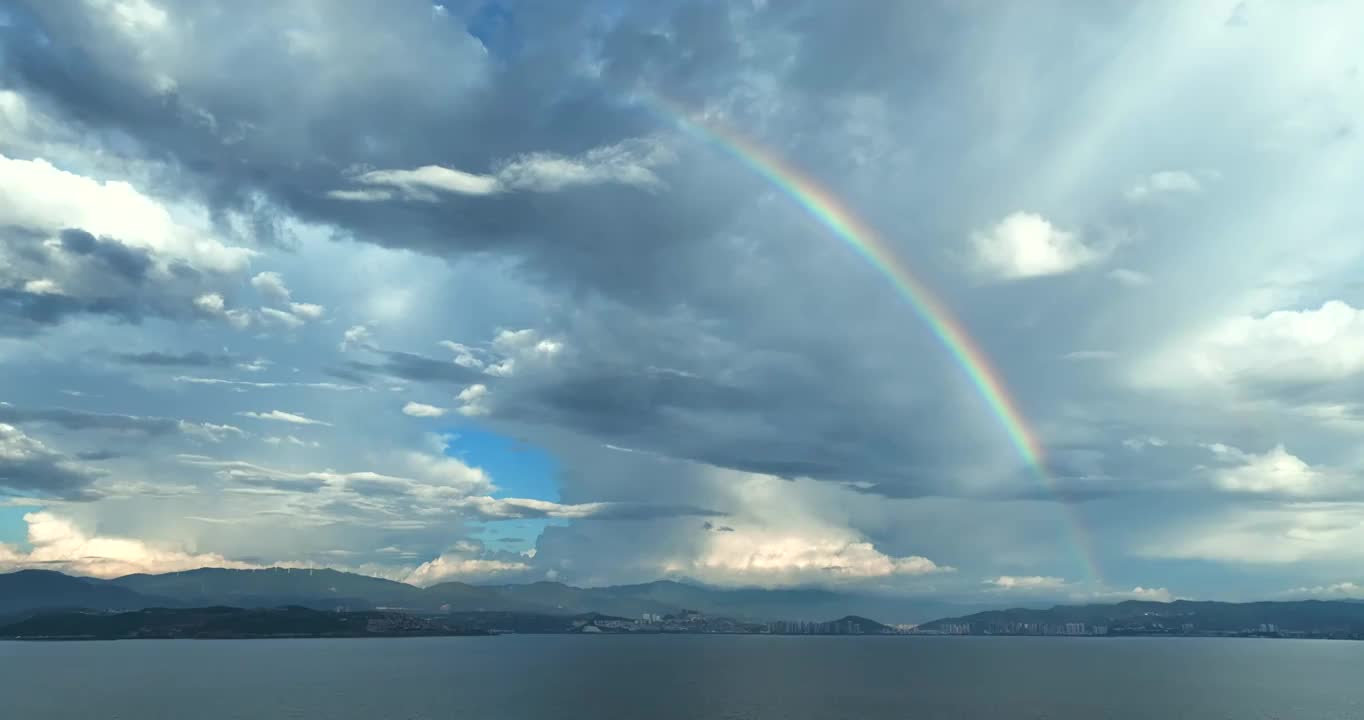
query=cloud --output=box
[971,212,1101,280]
[193,292,225,314]
[1108,268,1151,287]
[988,575,1066,590]
[0,424,103,497]
[1075,587,1177,603]
[289,302,325,320]
[258,306,304,329]
[173,376,362,391]
[343,349,484,386]
[1064,350,1117,361]
[402,401,447,418]
[114,350,239,367]
[351,165,500,199]
[0,154,253,272]
[325,188,392,202]
[340,325,372,351]
[1126,170,1203,201]
[493,138,672,193]
[8,0,1364,598]
[0,401,249,449]
[1139,503,1364,564]
[671,527,948,588]
[1162,301,1364,386]
[1284,582,1364,598]
[236,410,331,426]
[193,293,252,329]
[455,384,490,416]
[1210,445,1319,496]
[0,218,247,336]
[177,421,247,443]
[263,435,320,449]
[247,272,324,322]
[0,404,180,434]
[250,271,292,304]
[0,511,253,578]
[404,554,530,586]
[334,138,670,201]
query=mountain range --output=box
[7,568,1364,637]
[0,567,962,623]
[920,599,1364,637]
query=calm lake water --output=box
[2,635,1362,719]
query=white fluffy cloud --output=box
[439,328,563,379]
[1108,268,1151,287]
[671,527,947,587]
[236,410,331,426]
[1140,503,1364,564]
[455,384,490,416]
[988,575,1066,590]
[289,302,325,320]
[193,293,252,329]
[178,421,247,443]
[332,138,670,201]
[402,401,447,418]
[1169,301,1364,385]
[1209,444,1319,495]
[971,212,1101,280]
[1285,582,1363,598]
[263,435,320,448]
[250,271,292,304]
[0,154,252,272]
[0,511,253,578]
[1125,170,1203,201]
[340,324,372,351]
[1075,586,1177,603]
[403,554,530,586]
[258,306,303,328]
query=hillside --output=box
[0,568,950,621]
[0,570,170,614]
[111,567,424,610]
[919,599,1364,638]
[0,606,488,640]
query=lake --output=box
[2,635,1362,719]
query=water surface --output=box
[2,635,1361,719]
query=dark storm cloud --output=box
[0,424,103,497]
[343,350,486,386]
[0,288,141,336]
[0,0,756,305]
[58,229,153,282]
[0,228,222,337]
[571,502,724,521]
[234,475,328,494]
[0,455,100,497]
[0,0,997,498]
[75,449,123,461]
[0,404,181,434]
[113,350,239,368]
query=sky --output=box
[1,0,1363,607]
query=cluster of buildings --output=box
[363,612,446,634]
[916,622,1111,636]
[765,618,891,635]
[579,610,766,634]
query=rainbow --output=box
[649,97,1102,584]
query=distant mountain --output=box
[0,607,488,640]
[111,568,424,610]
[0,570,168,614]
[1,568,958,623]
[921,599,1364,638]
